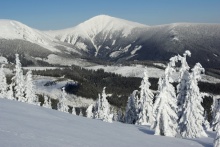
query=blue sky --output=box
[0,0,219,30]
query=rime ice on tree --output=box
[214,105,220,147]
[179,63,207,138]
[25,70,38,105]
[125,90,138,124]
[43,95,52,109]
[136,67,154,125]
[58,87,69,113]
[153,56,179,137]
[0,64,7,98]
[177,50,191,118]
[12,54,25,102]
[92,87,113,123]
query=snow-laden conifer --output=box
[136,67,154,125]
[125,90,138,124]
[212,98,220,131]
[94,94,101,119]
[153,56,179,137]
[177,50,191,117]
[12,54,25,102]
[7,84,15,100]
[25,70,38,105]
[100,87,113,122]
[179,63,207,138]
[214,105,220,147]
[86,104,94,118]
[212,99,220,131]
[0,64,7,98]
[58,87,69,113]
[43,95,52,109]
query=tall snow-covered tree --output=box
[100,87,113,122]
[179,63,207,138]
[177,50,191,118]
[58,87,69,113]
[43,95,52,109]
[24,70,38,105]
[12,54,25,102]
[153,56,179,137]
[214,105,220,147]
[212,98,220,131]
[94,94,101,119]
[136,67,154,125]
[7,84,15,100]
[86,104,94,118]
[125,90,138,124]
[0,64,7,98]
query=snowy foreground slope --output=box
[0,99,213,147]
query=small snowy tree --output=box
[94,94,101,119]
[12,54,25,102]
[153,56,179,137]
[214,105,220,147]
[86,104,94,118]
[25,70,38,105]
[0,64,7,98]
[43,95,52,109]
[100,87,113,123]
[179,63,207,138]
[136,67,154,125]
[7,84,15,100]
[125,90,138,124]
[58,87,69,113]
[177,50,191,118]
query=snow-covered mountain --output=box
[45,15,149,58]
[0,16,220,68]
[0,19,89,66]
[46,15,220,68]
[0,98,213,147]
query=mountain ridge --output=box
[0,15,220,68]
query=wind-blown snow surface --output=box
[0,99,213,147]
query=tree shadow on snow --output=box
[136,125,154,135]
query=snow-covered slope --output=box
[0,19,60,52]
[0,98,213,147]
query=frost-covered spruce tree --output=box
[100,87,113,123]
[153,56,179,137]
[7,84,15,100]
[212,98,220,131]
[125,90,138,124]
[179,63,207,138]
[213,100,220,131]
[136,67,154,125]
[0,64,7,98]
[177,50,191,117]
[25,70,38,105]
[214,106,220,147]
[86,104,94,118]
[94,94,101,119]
[12,54,25,102]
[58,87,69,113]
[43,95,52,109]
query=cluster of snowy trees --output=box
[0,54,75,115]
[0,54,38,104]
[123,50,220,141]
[86,87,113,123]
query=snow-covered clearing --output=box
[0,98,214,147]
[85,65,220,83]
